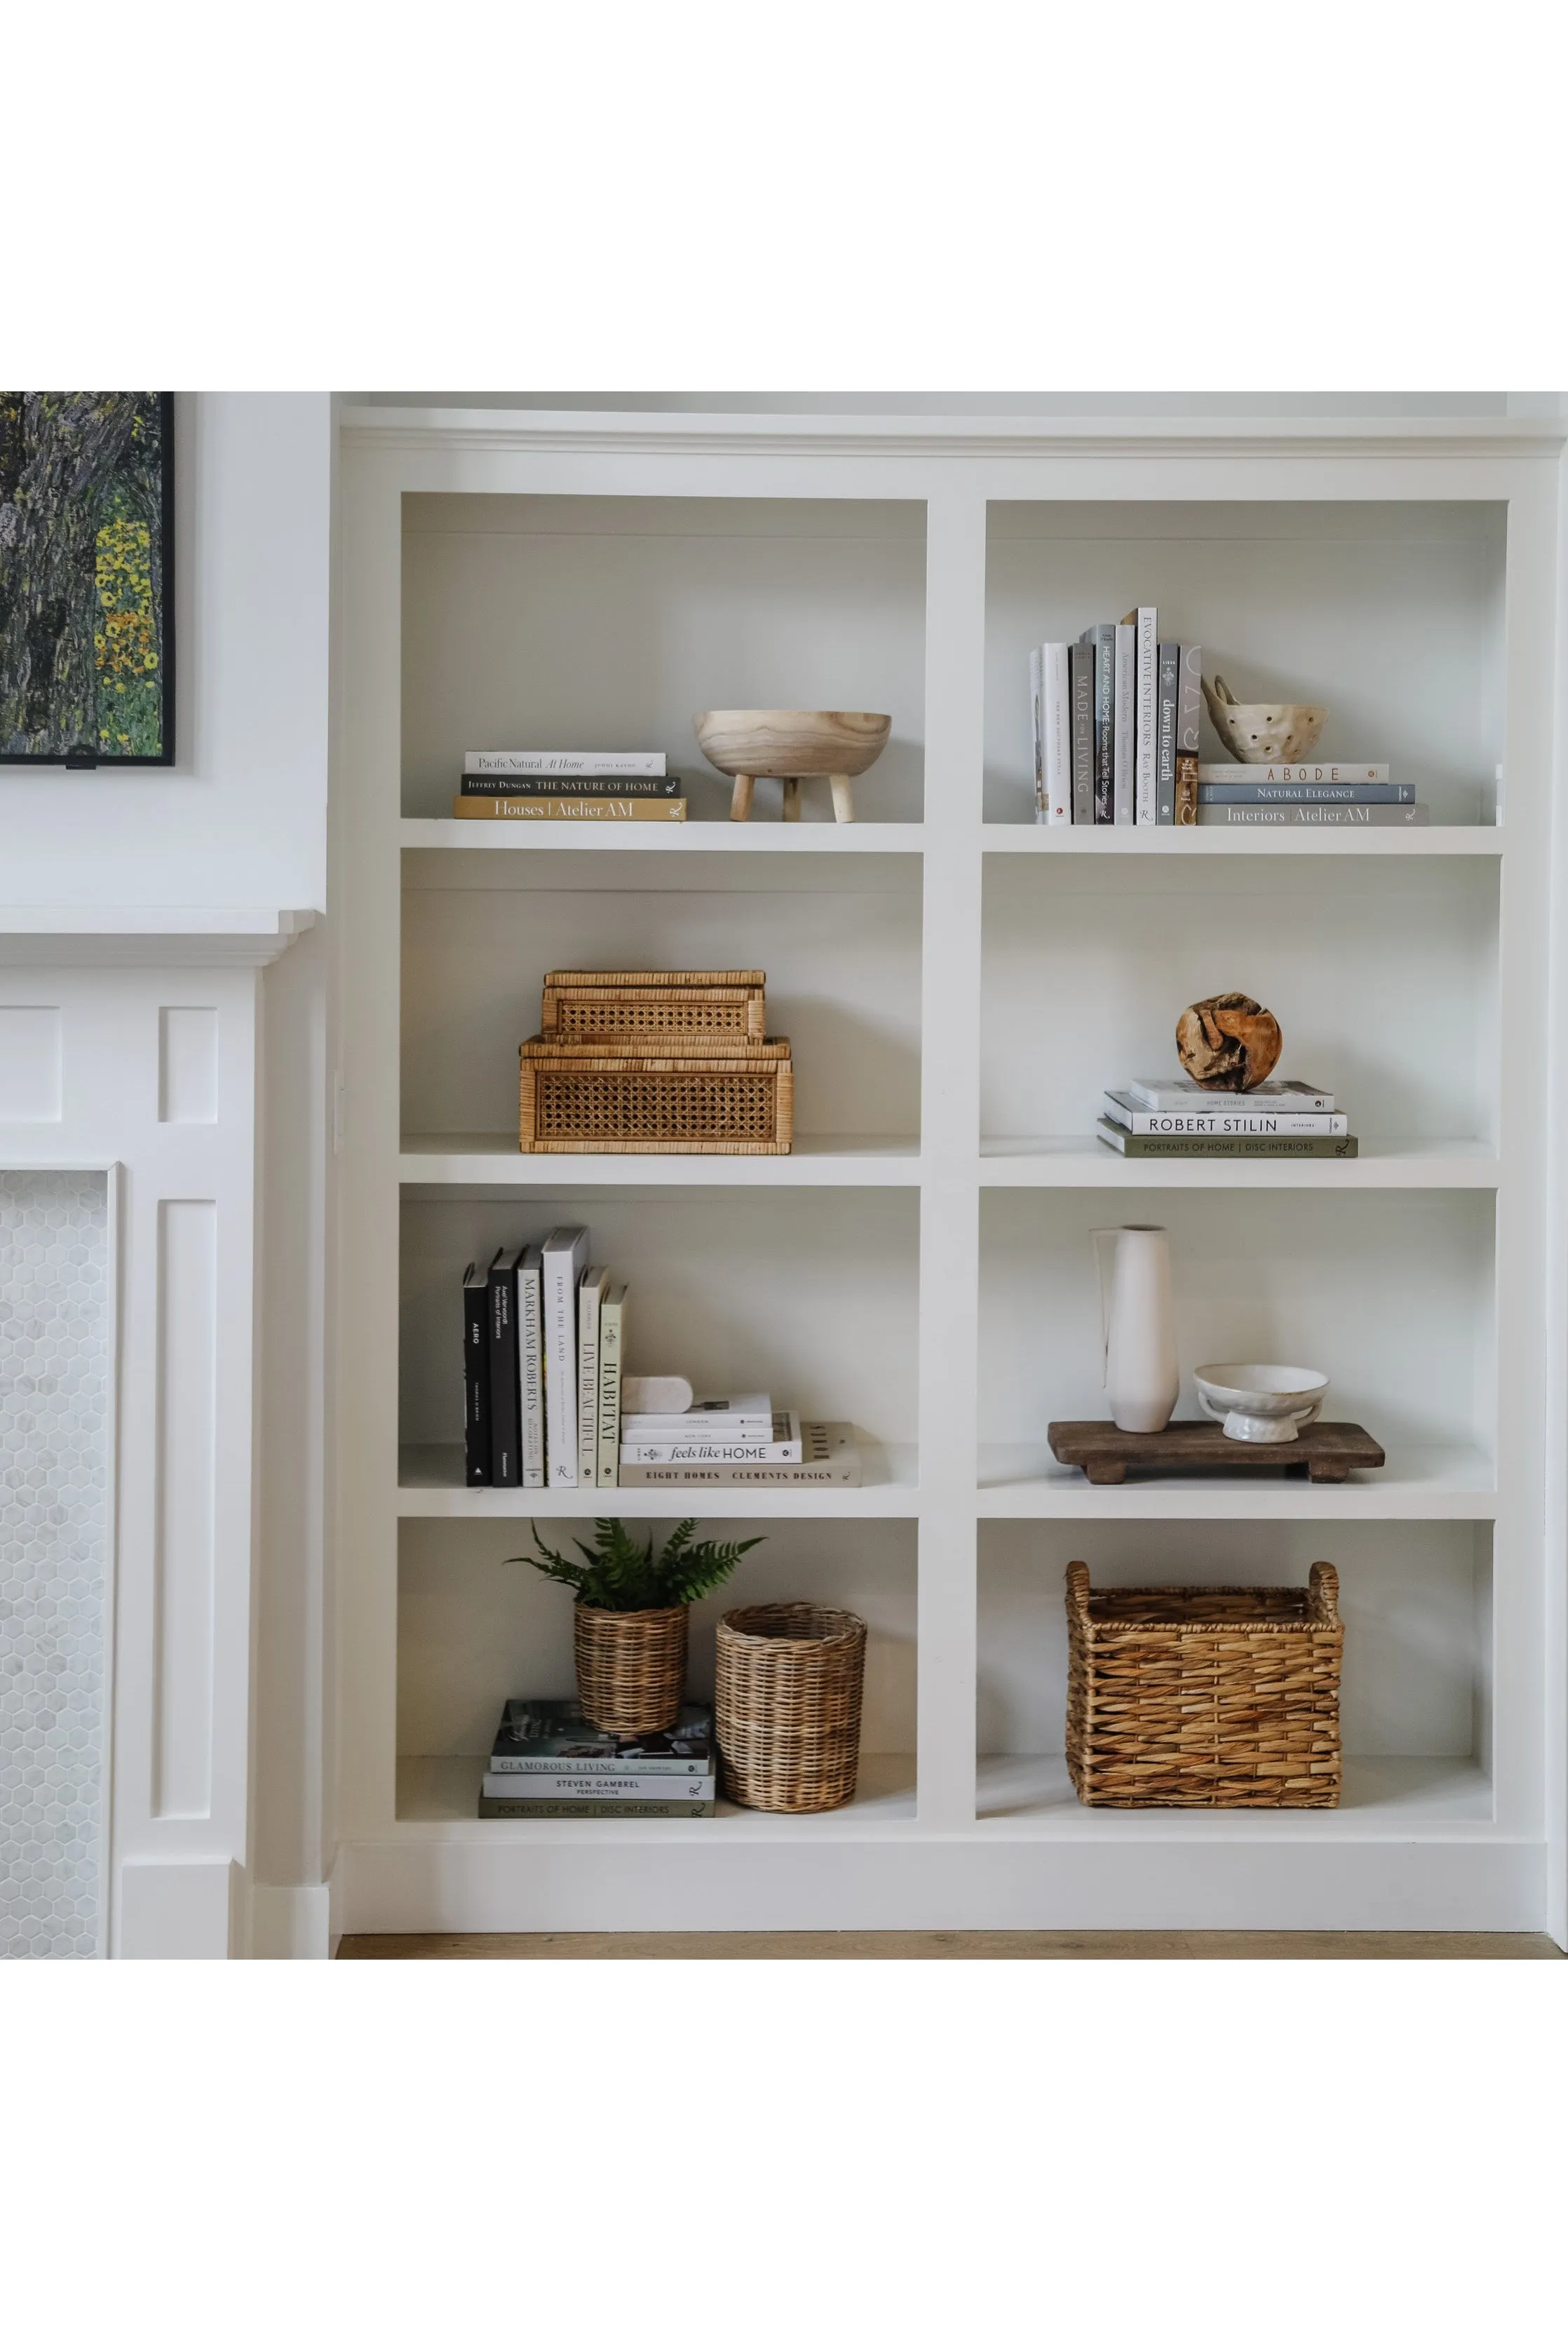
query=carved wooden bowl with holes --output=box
[693,709,891,824]
[1203,674,1326,764]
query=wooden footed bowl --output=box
[693,709,891,780]
[1203,675,1325,764]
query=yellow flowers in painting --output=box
[0,391,171,762]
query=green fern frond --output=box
[506,1517,763,1611]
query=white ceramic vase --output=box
[1091,1225,1180,1434]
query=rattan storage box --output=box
[541,969,767,1043]
[519,1036,794,1154]
[1065,1561,1343,1808]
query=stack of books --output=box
[478,1699,717,1818]
[1195,762,1428,828]
[1031,613,1201,826]
[453,750,687,823]
[1097,1078,1358,1159]
[461,1239,864,1487]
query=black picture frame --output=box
[0,391,176,767]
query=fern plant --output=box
[508,1518,763,1612]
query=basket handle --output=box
[1065,1561,1091,1613]
[1309,1561,1339,1623]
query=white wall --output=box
[0,392,331,911]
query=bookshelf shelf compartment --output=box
[399,1134,924,1187]
[396,1751,919,1835]
[397,1443,921,1517]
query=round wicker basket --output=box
[574,1603,687,1735]
[715,1603,867,1813]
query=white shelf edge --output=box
[977,1444,1498,1521]
[973,1754,1498,1840]
[979,1139,1502,1189]
[0,906,318,966]
[398,1136,924,1187]
[980,825,1504,856]
[400,819,926,852]
[394,1751,918,1838]
[397,1444,921,1518]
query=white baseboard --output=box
[250,1882,334,1960]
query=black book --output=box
[1068,640,1095,826]
[1079,624,1116,823]
[459,774,683,797]
[462,1261,492,1486]
[1156,641,1180,826]
[487,1245,525,1488]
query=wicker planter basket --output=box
[1065,1561,1343,1809]
[574,1603,688,1735]
[541,969,766,1044]
[519,1037,793,1154]
[715,1603,867,1812]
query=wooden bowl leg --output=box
[729,773,755,823]
[781,777,802,823]
[829,773,856,823]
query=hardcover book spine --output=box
[1102,1097,1349,1136]
[1096,1121,1359,1159]
[595,1281,625,1488]
[1042,642,1072,825]
[543,1230,588,1486]
[1199,783,1415,804]
[518,1247,545,1488]
[489,1755,712,1778]
[460,774,682,797]
[480,1773,716,1802]
[478,1797,719,1817]
[1135,606,1158,825]
[616,1460,860,1486]
[1081,624,1116,823]
[466,752,666,776]
[1175,643,1203,826]
[577,1269,605,1483]
[1029,645,1044,822]
[1156,642,1180,826]
[1196,762,1389,785]
[1113,622,1135,825]
[1196,802,1428,827]
[488,1253,521,1488]
[452,796,687,821]
[463,1263,492,1487]
[1069,640,1095,825]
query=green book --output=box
[1095,1119,1359,1159]
[478,1796,717,1819]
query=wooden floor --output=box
[337,1929,1564,1960]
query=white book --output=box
[621,1412,803,1465]
[1134,605,1158,823]
[517,1244,545,1488]
[1128,1077,1336,1113]
[1196,762,1388,786]
[622,1419,774,1439]
[480,1772,715,1803]
[595,1279,626,1488]
[541,1226,588,1486]
[1102,1091,1347,1136]
[1029,645,1044,821]
[465,751,666,776]
[1041,642,1071,826]
[576,1265,610,1482]
[1112,623,1135,824]
[622,1392,773,1435]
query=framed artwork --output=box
[0,392,175,765]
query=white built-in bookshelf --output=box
[334,409,1564,1936]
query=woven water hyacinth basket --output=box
[541,969,767,1043]
[519,1037,793,1154]
[715,1603,867,1812]
[1065,1561,1343,1807]
[574,1603,688,1735]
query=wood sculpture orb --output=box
[1176,992,1283,1091]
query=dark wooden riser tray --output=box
[1047,1420,1386,1486]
